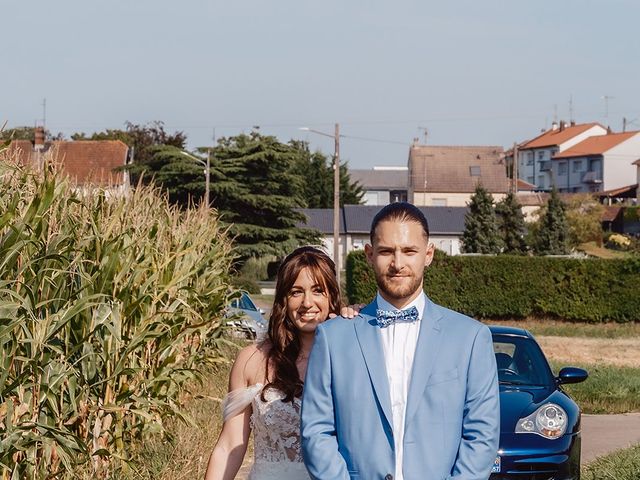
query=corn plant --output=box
[0,151,236,479]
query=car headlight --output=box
[515,403,567,439]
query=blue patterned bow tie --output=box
[376,306,420,328]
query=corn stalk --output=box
[0,152,235,479]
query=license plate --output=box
[491,456,501,473]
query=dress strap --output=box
[222,383,263,422]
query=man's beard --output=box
[375,269,423,302]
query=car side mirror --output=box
[259,308,265,315]
[557,367,588,385]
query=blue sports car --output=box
[489,326,588,480]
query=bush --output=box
[0,158,235,478]
[346,250,640,322]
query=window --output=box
[573,160,583,173]
[469,166,481,176]
[526,152,534,166]
[527,176,535,184]
[432,198,447,207]
[537,151,545,160]
[538,175,545,187]
[558,162,568,175]
[390,190,408,203]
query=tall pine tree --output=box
[462,183,503,254]
[534,188,570,255]
[289,140,364,207]
[211,133,318,263]
[496,192,528,254]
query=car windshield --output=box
[238,293,258,311]
[231,293,258,311]
[492,334,554,386]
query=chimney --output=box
[570,120,576,127]
[551,121,558,131]
[559,121,566,132]
[34,126,45,151]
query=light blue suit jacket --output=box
[301,298,500,480]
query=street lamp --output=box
[300,124,342,286]
[181,150,210,207]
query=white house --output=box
[552,131,640,193]
[518,122,607,190]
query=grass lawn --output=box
[550,361,640,414]
[114,344,240,480]
[485,319,640,339]
[577,241,633,259]
[582,443,640,479]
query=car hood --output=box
[499,386,555,432]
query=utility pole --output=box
[512,142,519,194]
[333,123,341,287]
[205,149,211,207]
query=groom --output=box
[301,202,500,480]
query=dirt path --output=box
[536,335,640,368]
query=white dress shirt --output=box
[376,292,425,480]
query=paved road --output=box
[235,414,640,478]
[582,413,640,464]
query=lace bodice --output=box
[251,386,303,463]
[222,383,305,466]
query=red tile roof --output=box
[553,131,640,159]
[602,206,623,223]
[520,123,604,150]
[517,178,536,191]
[409,145,508,193]
[3,140,128,186]
[596,184,638,198]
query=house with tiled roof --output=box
[518,121,607,191]
[551,131,640,193]
[408,144,508,207]
[3,129,129,190]
[298,205,468,268]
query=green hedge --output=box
[346,250,640,322]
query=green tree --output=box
[565,193,605,247]
[128,145,215,206]
[289,140,363,207]
[0,126,64,141]
[461,183,503,253]
[496,192,528,254]
[211,133,318,263]
[72,121,187,165]
[534,188,570,255]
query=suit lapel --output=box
[354,301,394,430]
[405,299,443,426]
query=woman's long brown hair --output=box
[262,246,341,403]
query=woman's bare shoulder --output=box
[231,341,271,386]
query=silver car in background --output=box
[227,291,268,339]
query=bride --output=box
[204,247,344,479]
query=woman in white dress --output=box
[204,247,342,480]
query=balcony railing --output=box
[582,171,602,184]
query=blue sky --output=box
[2,0,639,168]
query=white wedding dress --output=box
[223,383,311,479]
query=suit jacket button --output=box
[385,475,393,480]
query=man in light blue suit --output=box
[301,202,499,480]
